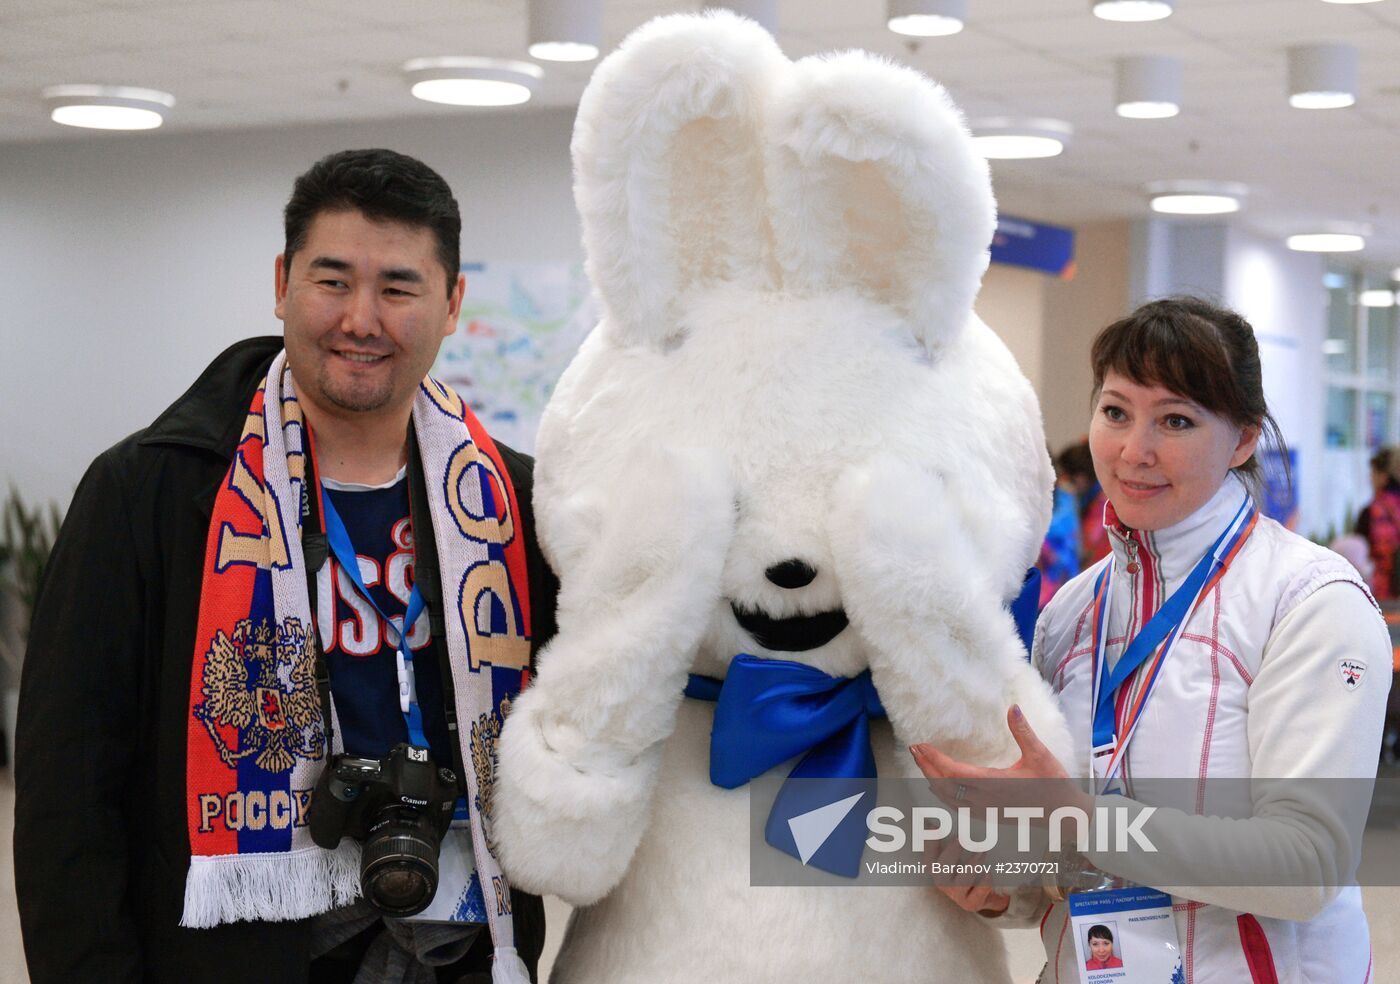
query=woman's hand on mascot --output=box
[923,834,1012,916]
[908,705,1091,819]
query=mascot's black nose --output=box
[765,559,817,589]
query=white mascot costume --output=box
[494,11,1073,983]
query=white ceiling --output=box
[3,0,1400,267]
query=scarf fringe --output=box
[492,946,532,984]
[180,843,362,929]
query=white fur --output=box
[493,11,1067,981]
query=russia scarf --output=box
[181,351,533,983]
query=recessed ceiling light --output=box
[1287,230,1367,253]
[1146,180,1247,215]
[887,0,967,37]
[528,0,602,62]
[1360,289,1397,308]
[1092,1,1174,22]
[1116,55,1182,119]
[403,58,543,107]
[42,85,174,130]
[971,118,1072,159]
[1288,43,1358,109]
[528,41,598,62]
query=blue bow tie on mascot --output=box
[685,573,1040,876]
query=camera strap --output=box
[319,487,432,751]
[404,435,466,789]
[301,432,336,757]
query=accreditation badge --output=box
[1068,886,1182,984]
[401,799,489,925]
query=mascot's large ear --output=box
[572,10,785,349]
[765,52,996,357]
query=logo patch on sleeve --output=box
[1338,658,1367,691]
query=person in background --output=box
[1354,447,1400,601]
[1036,445,1085,608]
[1057,439,1111,566]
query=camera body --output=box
[307,742,460,916]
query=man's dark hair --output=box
[283,148,461,296]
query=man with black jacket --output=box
[15,149,556,983]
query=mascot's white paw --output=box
[551,446,735,630]
[493,687,662,905]
[494,448,734,904]
[829,454,986,620]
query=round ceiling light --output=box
[1286,226,1368,253]
[43,84,174,130]
[1146,180,1247,215]
[1092,1,1174,22]
[1116,54,1183,119]
[887,0,967,37]
[1360,289,1397,308]
[1287,43,1358,109]
[528,41,598,62]
[528,0,602,62]
[971,118,1072,159]
[403,58,543,107]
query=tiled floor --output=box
[2,768,1395,983]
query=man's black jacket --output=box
[15,336,557,983]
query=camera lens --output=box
[360,810,442,916]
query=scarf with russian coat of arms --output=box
[181,350,533,984]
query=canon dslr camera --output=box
[307,742,459,916]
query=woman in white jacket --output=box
[913,296,1390,983]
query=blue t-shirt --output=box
[317,476,454,770]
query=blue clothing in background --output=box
[1036,486,1082,609]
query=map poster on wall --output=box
[432,261,598,453]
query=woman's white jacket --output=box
[1031,474,1390,984]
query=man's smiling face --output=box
[277,207,462,423]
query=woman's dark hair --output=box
[283,148,461,295]
[1090,296,1289,489]
[1087,925,1114,943]
[1371,448,1393,476]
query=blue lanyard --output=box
[319,487,430,751]
[1090,497,1253,756]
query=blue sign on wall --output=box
[1260,448,1299,529]
[991,214,1075,279]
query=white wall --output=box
[976,263,1046,395]
[1223,226,1332,537]
[0,109,579,509]
[1123,218,1333,536]
[1041,221,1133,452]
